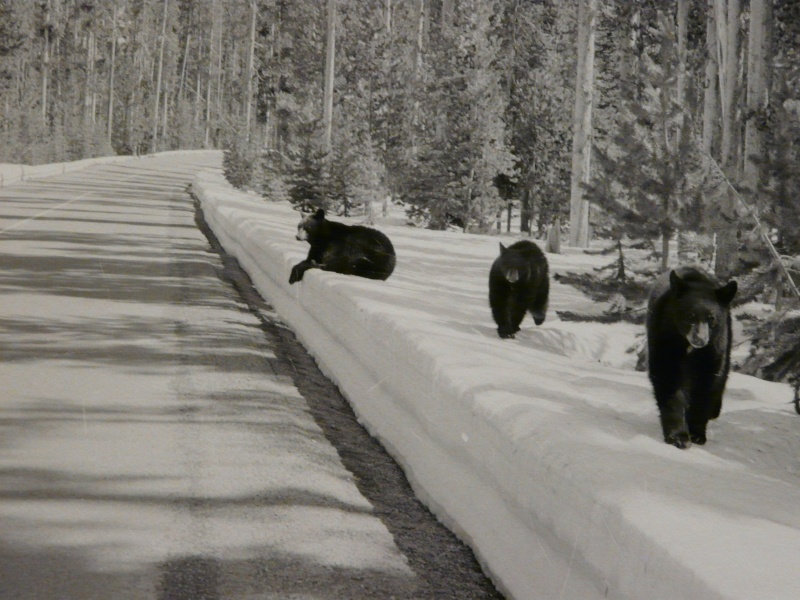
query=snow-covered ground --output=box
[194,169,800,600]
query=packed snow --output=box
[194,169,800,600]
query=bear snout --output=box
[505,269,519,283]
[687,321,710,349]
[296,230,308,241]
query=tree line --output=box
[0,1,798,380]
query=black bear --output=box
[646,265,737,448]
[489,240,549,339]
[289,208,396,284]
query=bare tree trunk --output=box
[41,11,50,127]
[322,0,336,152]
[713,0,741,278]
[568,0,597,248]
[409,0,426,157]
[743,0,771,187]
[107,2,118,144]
[179,33,191,106]
[205,0,217,147]
[91,33,99,127]
[194,34,203,132]
[153,0,169,152]
[677,0,689,114]
[162,82,169,146]
[245,0,257,140]
[702,0,718,155]
[85,30,96,131]
[676,0,690,260]
[715,0,740,170]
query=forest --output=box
[0,0,798,388]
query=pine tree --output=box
[286,120,328,213]
[587,13,705,270]
[402,0,515,232]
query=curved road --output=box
[0,153,504,599]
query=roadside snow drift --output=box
[194,169,800,600]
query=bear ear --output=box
[716,280,737,305]
[499,242,507,254]
[669,270,685,292]
[313,208,325,220]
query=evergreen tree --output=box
[587,13,705,270]
[403,0,515,231]
[286,120,328,213]
[500,0,573,235]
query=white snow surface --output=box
[194,169,800,600]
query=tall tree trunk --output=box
[245,0,257,140]
[568,0,597,248]
[322,0,336,152]
[676,0,689,114]
[107,2,118,144]
[162,82,169,146]
[409,0,426,157]
[676,0,690,260]
[702,0,718,155]
[179,33,191,106]
[85,30,96,131]
[205,0,217,148]
[713,0,741,278]
[41,7,51,127]
[153,0,169,152]
[715,0,740,171]
[743,0,771,187]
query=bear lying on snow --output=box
[646,265,737,449]
[489,240,549,339]
[289,209,396,284]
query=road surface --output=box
[0,152,504,599]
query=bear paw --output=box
[665,431,692,449]
[690,432,707,445]
[289,264,305,284]
[498,330,516,339]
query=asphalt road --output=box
[0,153,504,599]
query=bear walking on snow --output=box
[489,241,549,339]
[646,266,737,449]
[289,208,396,284]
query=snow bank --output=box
[194,169,800,600]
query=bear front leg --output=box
[490,292,516,339]
[686,404,709,445]
[507,298,527,336]
[658,389,691,448]
[649,360,691,448]
[685,350,727,445]
[496,312,517,338]
[289,260,319,284]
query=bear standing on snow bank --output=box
[489,241,550,339]
[646,266,737,449]
[289,208,396,284]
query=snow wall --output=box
[193,168,800,600]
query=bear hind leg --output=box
[529,285,549,326]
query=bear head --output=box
[497,243,530,283]
[296,208,326,243]
[669,269,737,349]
